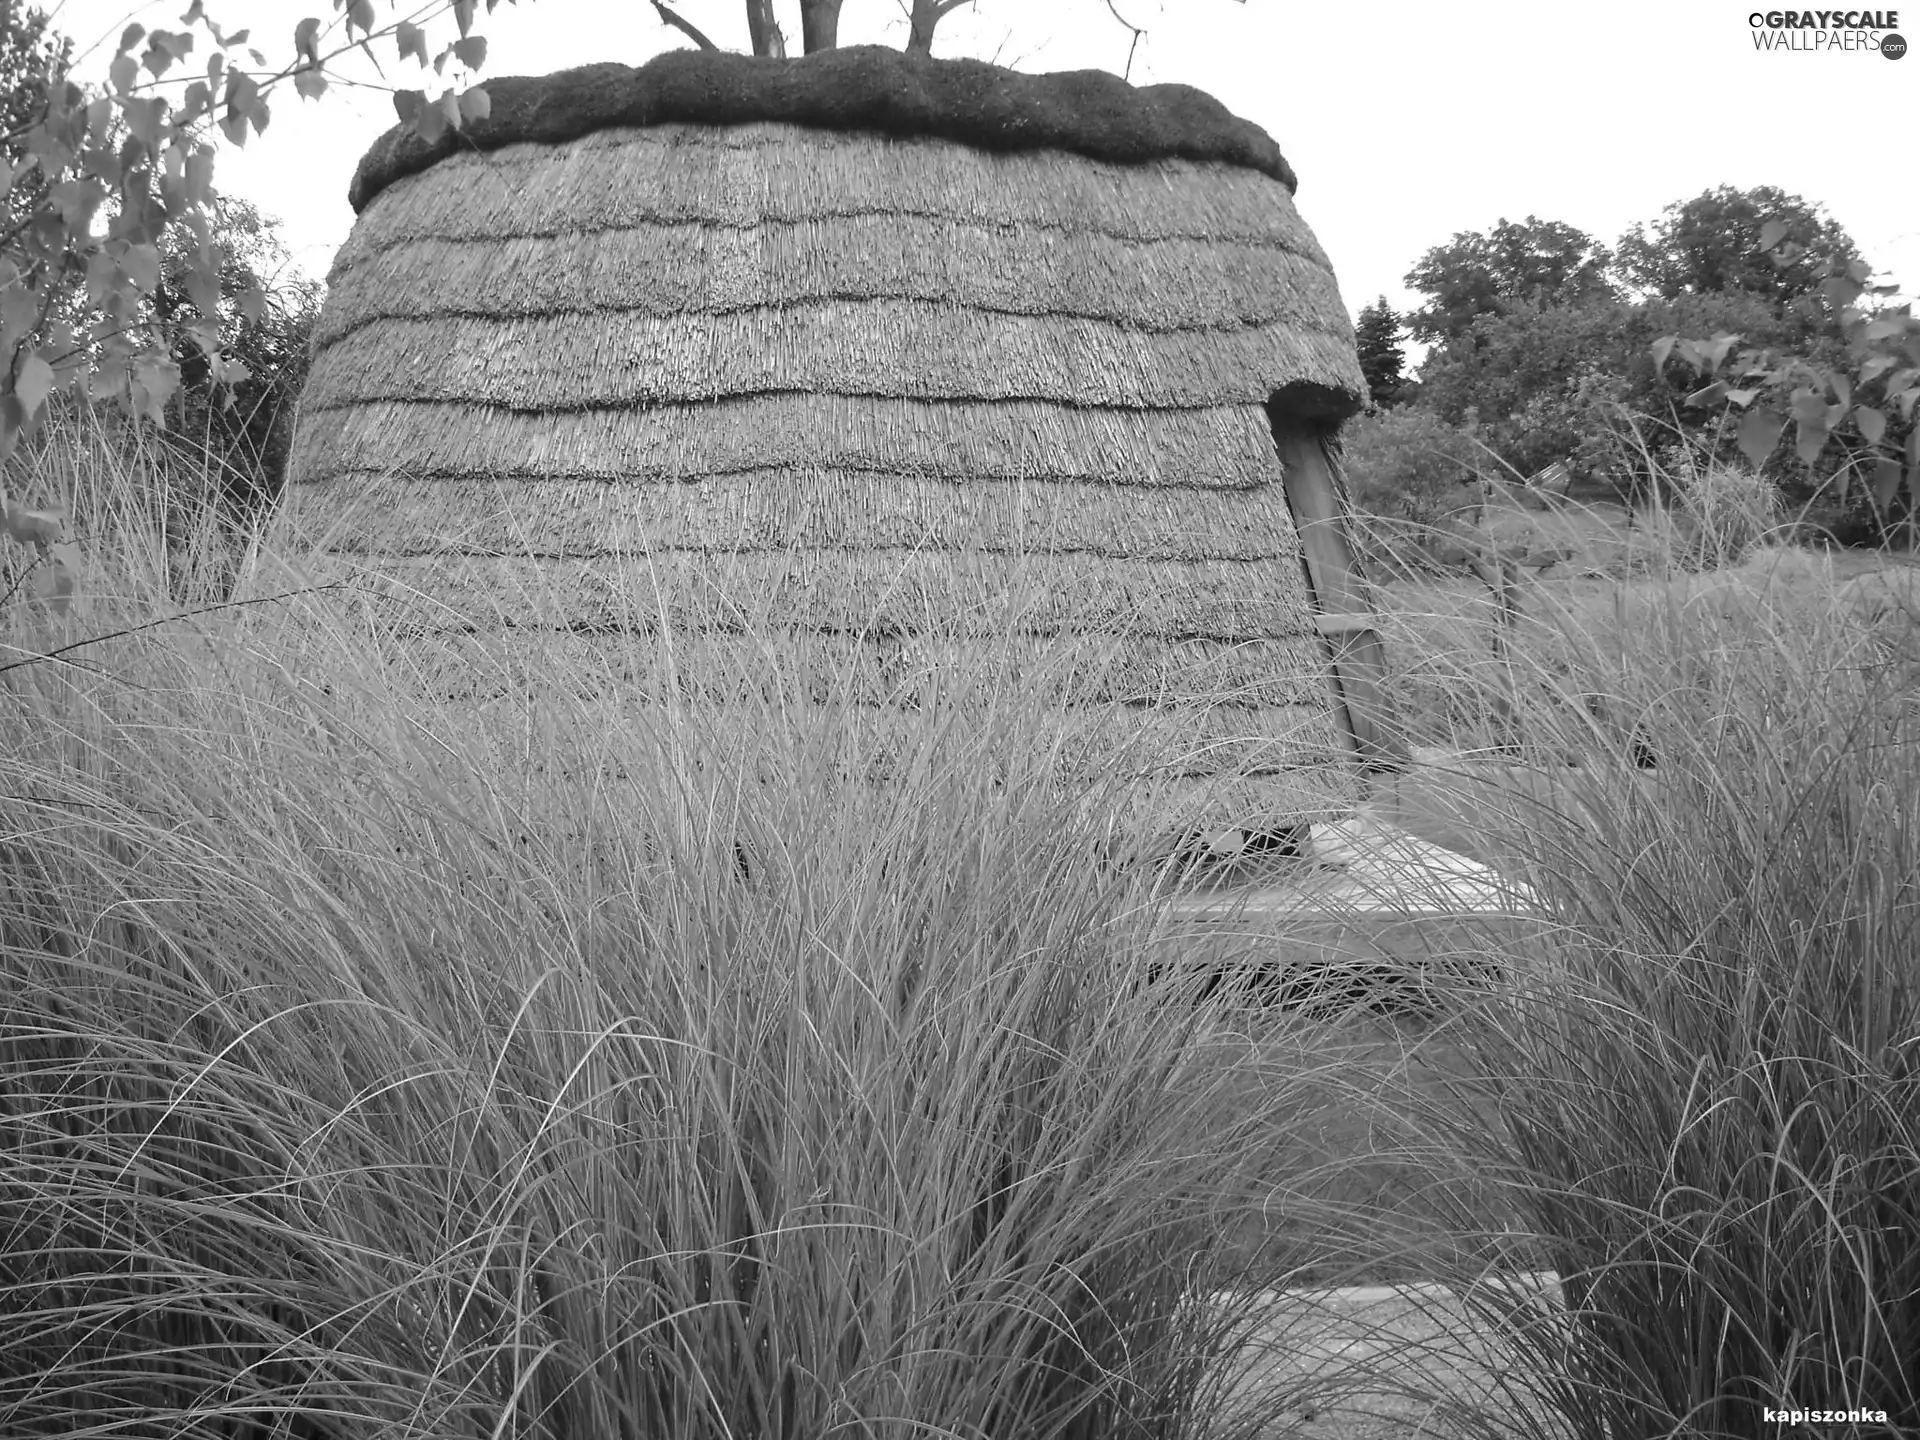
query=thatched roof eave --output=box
[349,45,1296,214]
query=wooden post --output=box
[1272,425,1408,777]
[1466,551,1525,757]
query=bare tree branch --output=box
[1105,0,1146,81]
[906,0,976,55]
[648,1,720,51]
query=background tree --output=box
[1354,296,1407,410]
[152,195,319,524]
[1403,216,1617,346]
[0,2,71,236]
[1615,184,1862,307]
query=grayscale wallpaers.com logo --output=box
[1749,9,1907,55]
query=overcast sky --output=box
[40,0,1920,357]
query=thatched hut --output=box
[285,45,1401,846]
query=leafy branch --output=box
[1655,221,1919,528]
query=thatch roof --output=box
[289,52,1374,832]
[349,45,1295,214]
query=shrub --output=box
[1341,407,1489,574]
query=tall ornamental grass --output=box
[1359,485,1920,1438]
[0,421,1392,1439]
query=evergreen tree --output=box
[1354,297,1407,410]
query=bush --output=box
[1341,408,1490,574]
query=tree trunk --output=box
[799,0,843,52]
[745,0,786,57]
[906,0,974,54]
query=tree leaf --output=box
[453,35,487,69]
[392,89,423,125]
[1872,456,1903,512]
[458,86,491,124]
[3,497,64,547]
[1821,276,1863,310]
[1828,370,1851,407]
[32,542,79,614]
[1789,388,1827,426]
[1855,404,1888,447]
[1758,218,1790,252]
[1737,407,1787,469]
[121,242,160,292]
[110,53,137,94]
[1651,335,1678,376]
[396,22,429,66]
[185,145,214,206]
[410,92,447,143]
[454,0,477,37]
[1724,387,1759,407]
[14,353,54,418]
[1795,417,1830,467]
[294,67,326,100]
[348,0,376,36]
[294,16,320,63]
[1684,380,1726,408]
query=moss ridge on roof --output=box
[349,44,1295,214]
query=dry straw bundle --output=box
[285,45,1378,836]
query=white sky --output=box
[39,0,1920,351]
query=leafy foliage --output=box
[152,195,320,528]
[1658,227,1920,544]
[0,1,505,606]
[1617,184,1862,305]
[1415,290,1830,493]
[0,3,72,238]
[1341,405,1485,549]
[1402,215,1616,346]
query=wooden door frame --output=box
[1268,403,1408,778]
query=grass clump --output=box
[0,434,1391,1439]
[1361,482,1920,1437]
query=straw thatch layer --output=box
[316,219,1339,349]
[301,303,1354,417]
[339,551,1320,644]
[291,473,1309,562]
[341,125,1323,269]
[292,397,1289,491]
[349,46,1294,215]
